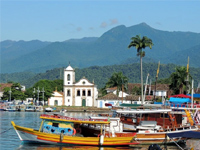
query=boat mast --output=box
[196,82,200,93]
[143,73,149,102]
[149,79,151,95]
[154,61,160,101]
[186,56,190,94]
[191,79,194,108]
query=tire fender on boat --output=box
[148,144,162,150]
[73,128,76,135]
[76,128,81,134]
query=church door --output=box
[82,99,86,106]
[54,100,58,106]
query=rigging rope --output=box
[0,128,12,134]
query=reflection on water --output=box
[0,111,197,150]
[16,144,187,150]
[17,145,133,150]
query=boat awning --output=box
[40,115,110,124]
[187,94,200,98]
[120,103,141,108]
[105,103,112,106]
[169,97,191,104]
[169,94,191,99]
[167,131,200,139]
[116,109,172,114]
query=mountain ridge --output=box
[1,23,200,73]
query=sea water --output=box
[0,111,197,150]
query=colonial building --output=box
[63,65,98,107]
[48,90,64,106]
[97,93,123,108]
[97,87,130,108]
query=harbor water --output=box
[0,111,198,150]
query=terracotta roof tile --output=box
[0,83,13,92]
[98,93,119,100]
[125,94,154,101]
[106,87,117,91]
[150,84,169,91]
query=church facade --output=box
[49,64,98,107]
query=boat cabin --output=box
[136,121,162,133]
[39,114,110,137]
[116,108,189,130]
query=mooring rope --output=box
[0,128,12,134]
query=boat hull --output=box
[11,121,139,146]
[25,109,36,112]
[129,129,200,146]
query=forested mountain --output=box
[1,23,200,73]
[1,62,200,89]
[0,40,51,63]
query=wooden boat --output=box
[115,107,194,131]
[25,105,36,112]
[11,114,139,146]
[5,105,17,111]
[90,107,200,146]
[45,107,54,112]
[85,116,200,146]
[0,103,6,111]
[35,106,43,112]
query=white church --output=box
[48,64,98,107]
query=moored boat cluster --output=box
[11,103,200,148]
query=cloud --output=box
[155,22,162,26]
[89,27,94,30]
[100,22,108,28]
[110,19,118,25]
[76,27,82,31]
[100,19,118,28]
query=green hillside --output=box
[1,62,200,89]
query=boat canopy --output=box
[169,97,191,104]
[116,109,172,114]
[120,103,141,108]
[167,131,200,139]
[187,94,200,98]
[40,114,110,124]
[169,94,191,99]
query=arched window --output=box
[67,89,70,96]
[67,74,70,81]
[77,90,80,96]
[88,90,91,96]
[82,90,86,96]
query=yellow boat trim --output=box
[11,121,135,145]
[40,116,110,124]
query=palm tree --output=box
[128,35,153,104]
[106,72,128,97]
[169,66,191,94]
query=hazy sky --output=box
[1,0,200,42]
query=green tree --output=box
[2,82,25,100]
[132,86,141,95]
[128,35,153,104]
[169,66,191,94]
[25,79,63,103]
[99,86,107,97]
[106,72,128,96]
